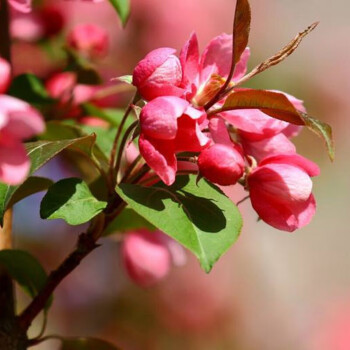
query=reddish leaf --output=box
[221,89,304,125]
[233,0,251,64]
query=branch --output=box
[0,0,11,61]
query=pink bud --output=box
[122,230,172,287]
[132,48,183,101]
[67,24,109,59]
[8,0,31,13]
[39,6,65,38]
[198,143,245,186]
[248,154,320,232]
[0,58,11,94]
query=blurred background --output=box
[9,0,350,349]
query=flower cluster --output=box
[0,58,44,184]
[132,33,319,232]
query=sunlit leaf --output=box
[40,178,107,225]
[116,175,242,272]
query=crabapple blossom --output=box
[247,154,320,232]
[139,96,210,185]
[132,48,183,101]
[122,229,186,287]
[67,24,109,59]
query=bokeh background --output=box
[10,0,350,349]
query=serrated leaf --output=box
[233,0,251,64]
[108,0,130,26]
[8,73,54,105]
[0,135,95,225]
[60,337,121,350]
[103,207,156,236]
[221,89,304,125]
[0,250,52,309]
[40,178,107,225]
[116,175,242,272]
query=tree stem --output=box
[0,0,11,61]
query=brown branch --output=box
[0,0,11,61]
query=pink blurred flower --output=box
[8,0,31,13]
[45,72,98,118]
[132,48,184,101]
[122,229,186,287]
[247,154,320,232]
[139,96,210,185]
[0,95,45,184]
[67,24,109,59]
[0,59,11,94]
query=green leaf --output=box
[116,175,242,272]
[103,207,156,236]
[40,178,107,225]
[39,121,109,170]
[0,250,51,308]
[80,125,117,159]
[60,337,121,350]
[300,112,335,161]
[0,177,53,221]
[233,0,251,64]
[0,135,96,225]
[108,0,130,26]
[8,73,54,105]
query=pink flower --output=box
[8,0,31,13]
[132,48,184,101]
[198,143,245,186]
[241,133,296,162]
[180,32,250,105]
[0,59,11,94]
[0,95,45,184]
[122,230,186,287]
[139,96,210,185]
[45,72,98,119]
[247,154,320,232]
[67,24,109,59]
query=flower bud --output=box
[122,230,172,287]
[132,48,183,101]
[67,24,109,59]
[247,154,320,232]
[198,143,245,186]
